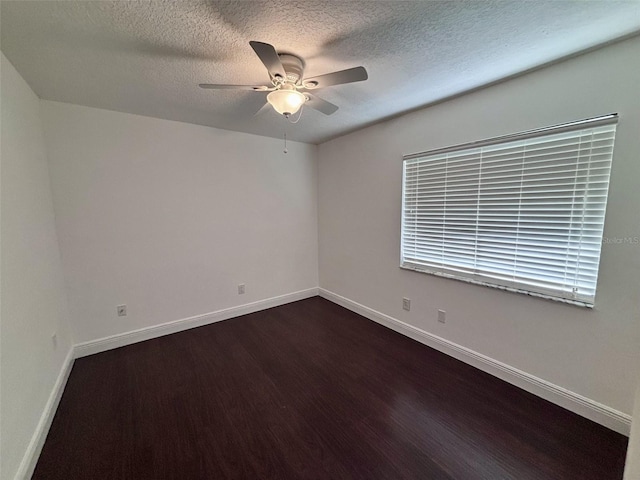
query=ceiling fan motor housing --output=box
[278,54,305,84]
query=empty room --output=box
[2,1,640,479]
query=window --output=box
[401,114,618,307]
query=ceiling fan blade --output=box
[254,102,272,117]
[303,66,368,89]
[199,84,269,90]
[249,41,286,80]
[304,93,339,115]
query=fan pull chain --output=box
[283,131,288,154]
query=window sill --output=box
[399,264,594,309]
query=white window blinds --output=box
[401,115,617,307]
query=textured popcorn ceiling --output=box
[2,1,639,144]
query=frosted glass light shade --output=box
[267,88,306,115]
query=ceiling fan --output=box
[199,41,368,119]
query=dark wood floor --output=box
[34,296,627,479]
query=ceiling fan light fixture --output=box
[267,87,306,116]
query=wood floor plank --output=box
[33,297,628,479]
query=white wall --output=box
[318,36,640,416]
[0,54,74,480]
[41,102,318,344]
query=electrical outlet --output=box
[438,309,446,324]
[117,305,127,317]
[238,284,245,295]
[402,297,411,311]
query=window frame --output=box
[400,114,618,308]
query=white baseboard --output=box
[15,347,75,480]
[74,288,319,358]
[318,288,632,436]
